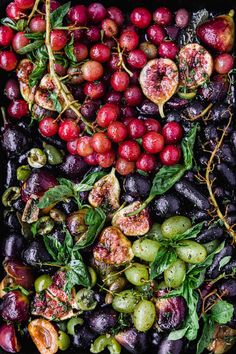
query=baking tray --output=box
[0,0,235,353]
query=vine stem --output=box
[45,0,93,132]
[27,0,41,24]
[205,112,236,241]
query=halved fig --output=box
[28,319,58,354]
[34,74,65,111]
[46,271,77,308]
[197,10,235,53]
[93,226,134,265]
[88,169,120,215]
[139,58,179,118]
[207,325,236,354]
[155,296,186,331]
[112,201,150,236]
[0,323,21,353]
[4,260,35,290]
[16,59,36,107]
[178,43,213,89]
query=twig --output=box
[27,0,41,24]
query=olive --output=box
[16,165,31,181]
[176,240,207,264]
[59,154,89,177]
[4,211,21,231]
[145,223,163,241]
[58,331,70,351]
[34,275,53,293]
[67,317,84,335]
[124,173,151,199]
[3,233,25,259]
[109,277,127,293]
[87,308,118,334]
[133,300,156,332]
[90,335,121,354]
[164,259,186,288]
[27,148,47,168]
[2,187,21,207]
[161,216,192,239]
[112,290,141,314]
[151,194,181,219]
[44,144,63,165]
[125,263,149,286]
[75,288,97,311]
[132,239,160,262]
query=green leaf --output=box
[29,61,47,88]
[35,45,49,60]
[31,221,38,237]
[65,249,91,293]
[51,1,71,28]
[17,40,45,55]
[0,17,18,30]
[173,221,204,242]
[168,326,189,340]
[24,33,44,40]
[38,185,74,209]
[196,316,215,354]
[3,285,30,296]
[48,91,62,113]
[182,124,198,170]
[211,300,234,324]
[16,19,27,31]
[80,171,107,187]
[219,256,232,270]
[64,36,77,62]
[150,247,177,280]
[43,235,64,262]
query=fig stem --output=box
[158,103,165,118]
[229,9,235,17]
[127,195,155,216]
[27,0,41,24]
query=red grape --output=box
[136,153,156,172]
[153,7,173,26]
[12,32,30,53]
[67,139,79,155]
[88,2,107,23]
[15,0,34,9]
[142,132,165,154]
[116,157,135,175]
[68,5,88,25]
[175,8,190,29]
[74,42,88,61]
[144,118,162,133]
[119,30,139,51]
[107,121,128,142]
[84,152,99,166]
[84,81,105,99]
[39,117,58,137]
[81,60,104,81]
[96,103,120,127]
[29,16,46,33]
[91,132,112,153]
[101,18,118,38]
[214,53,234,74]
[107,6,124,26]
[124,86,143,106]
[158,41,179,59]
[77,136,93,157]
[0,26,14,47]
[128,118,146,139]
[86,26,101,42]
[147,24,165,45]
[97,150,115,168]
[58,119,80,142]
[50,30,67,51]
[118,140,141,161]
[6,2,26,20]
[160,145,181,165]
[162,122,183,144]
[127,49,147,69]
[111,71,130,92]
[90,43,111,63]
[7,99,28,119]
[130,7,152,29]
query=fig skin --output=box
[0,323,21,353]
[197,10,235,53]
[139,58,179,118]
[155,295,186,331]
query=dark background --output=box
[0,0,236,353]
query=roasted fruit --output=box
[112,201,150,236]
[0,290,29,322]
[66,208,88,239]
[196,10,235,53]
[93,226,134,265]
[115,328,149,354]
[207,325,236,354]
[88,169,120,214]
[139,58,179,117]
[0,323,21,353]
[178,43,213,89]
[4,260,34,289]
[155,295,186,331]
[28,319,58,354]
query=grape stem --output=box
[27,0,41,24]
[45,0,94,132]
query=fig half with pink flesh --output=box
[139,58,179,118]
[178,43,213,89]
[197,10,235,53]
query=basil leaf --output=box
[25,33,44,40]
[196,316,215,354]
[17,40,45,55]
[0,17,18,30]
[211,300,234,324]
[29,61,47,88]
[182,124,198,170]
[36,45,49,60]
[65,36,77,62]
[219,256,232,270]
[38,185,74,209]
[150,247,177,279]
[49,91,62,113]
[3,285,30,296]
[81,171,107,186]
[173,221,204,242]
[43,235,64,262]
[168,326,189,341]
[51,1,71,28]
[65,249,91,293]
[183,284,199,340]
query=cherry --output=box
[67,139,79,155]
[90,43,111,63]
[74,42,88,61]
[101,18,118,38]
[84,152,99,166]
[111,71,130,92]
[6,2,26,20]
[12,32,30,53]
[7,99,28,119]
[84,81,105,99]
[153,7,173,26]
[214,54,234,74]
[88,2,107,23]
[160,145,181,165]
[128,118,146,139]
[142,132,165,154]
[39,117,58,137]
[67,5,88,25]
[130,7,152,29]
[106,90,122,105]
[15,0,34,10]
[108,53,120,71]
[0,51,17,71]
[86,27,101,42]
[116,157,135,175]
[29,16,46,33]
[81,60,104,81]
[144,118,162,133]
[0,26,14,47]
[50,30,67,51]
[136,153,156,172]
[127,49,147,69]
[162,122,183,144]
[4,79,20,100]
[91,132,112,154]
[124,86,143,106]
[96,103,120,127]
[158,41,179,59]
[147,24,166,45]
[107,6,124,26]
[77,136,93,157]
[97,150,115,168]
[119,30,139,51]
[118,140,141,161]
[58,119,80,142]
[107,121,128,142]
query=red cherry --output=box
[84,81,105,99]
[124,86,143,106]
[97,150,115,168]
[128,119,146,139]
[160,145,181,165]
[111,71,130,92]
[107,121,128,143]
[7,99,28,119]
[142,132,164,154]
[130,7,152,29]
[50,30,67,51]
[77,136,93,157]
[84,152,99,166]
[90,43,111,63]
[39,117,58,137]
[0,26,14,47]
[136,153,156,172]
[119,30,139,51]
[153,7,173,26]
[118,140,141,161]
[115,157,135,175]
[162,122,183,144]
[158,41,179,59]
[67,139,79,155]
[147,24,165,45]
[0,51,17,71]
[58,119,80,142]
[144,118,162,133]
[96,103,120,128]
[91,132,112,153]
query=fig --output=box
[0,323,21,353]
[3,233,26,259]
[115,328,149,354]
[178,43,213,89]
[4,260,34,289]
[199,74,229,102]
[93,226,134,265]
[112,201,150,236]
[155,296,186,331]
[88,169,120,214]
[0,290,29,322]
[66,209,88,239]
[28,319,58,354]
[16,59,36,106]
[207,325,236,354]
[46,271,77,308]
[197,10,235,53]
[139,58,179,117]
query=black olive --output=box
[1,126,30,157]
[124,173,151,199]
[4,211,21,231]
